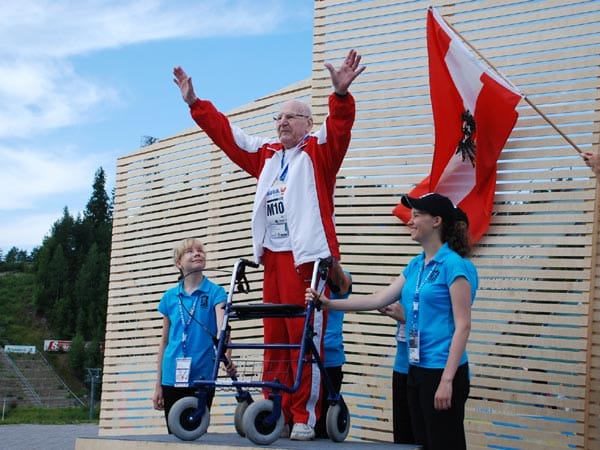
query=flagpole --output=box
[441,13,584,154]
[521,98,583,154]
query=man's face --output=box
[275,101,313,149]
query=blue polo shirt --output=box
[158,276,226,386]
[401,243,478,369]
[394,329,409,374]
[324,272,352,368]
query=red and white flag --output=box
[393,7,522,242]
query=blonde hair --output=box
[173,238,206,265]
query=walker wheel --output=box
[326,402,350,442]
[167,396,210,441]
[234,398,251,437]
[241,399,284,445]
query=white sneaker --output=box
[280,424,290,438]
[290,423,315,441]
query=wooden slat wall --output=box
[101,81,311,436]
[101,0,600,448]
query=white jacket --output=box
[189,93,356,266]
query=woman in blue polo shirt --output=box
[306,193,477,450]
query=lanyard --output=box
[280,149,289,181]
[279,134,309,182]
[411,260,438,331]
[178,285,200,355]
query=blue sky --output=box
[0,0,314,253]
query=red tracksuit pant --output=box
[261,249,328,427]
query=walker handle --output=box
[241,259,259,269]
[235,259,259,293]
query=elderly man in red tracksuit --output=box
[173,49,365,441]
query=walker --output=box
[167,257,351,445]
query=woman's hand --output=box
[305,287,330,308]
[434,378,453,411]
[378,302,405,322]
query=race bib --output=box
[266,180,288,239]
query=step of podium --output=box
[76,432,420,450]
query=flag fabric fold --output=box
[393,7,522,242]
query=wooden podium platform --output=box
[75,433,420,450]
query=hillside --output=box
[0,272,48,348]
[0,271,86,399]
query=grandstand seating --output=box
[0,348,83,408]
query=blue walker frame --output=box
[167,257,351,445]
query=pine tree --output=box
[3,247,30,272]
[34,209,75,317]
[80,168,112,342]
[84,168,113,255]
[74,243,109,341]
[69,334,87,378]
[31,167,113,380]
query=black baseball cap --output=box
[401,193,456,224]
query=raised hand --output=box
[583,151,600,176]
[173,66,198,105]
[324,49,366,96]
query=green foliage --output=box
[2,166,113,384]
[34,213,73,319]
[85,168,113,224]
[38,169,111,336]
[74,243,109,340]
[68,334,86,379]
[85,338,103,370]
[0,247,34,273]
[1,247,33,272]
[44,352,87,397]
[0,272,50,349]
[0,406,97,424]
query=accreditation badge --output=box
[396,322,406,343]
[175,357,192,387]
[408,329,420,363]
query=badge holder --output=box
[396,322,406,342]
[175,356,192,387]
[408,329,420,363]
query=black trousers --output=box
[162,385,215,434]
[392,370,415,444]
[406,363,470,450]
[315,365,343,438]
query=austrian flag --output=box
[393,7,522,242]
